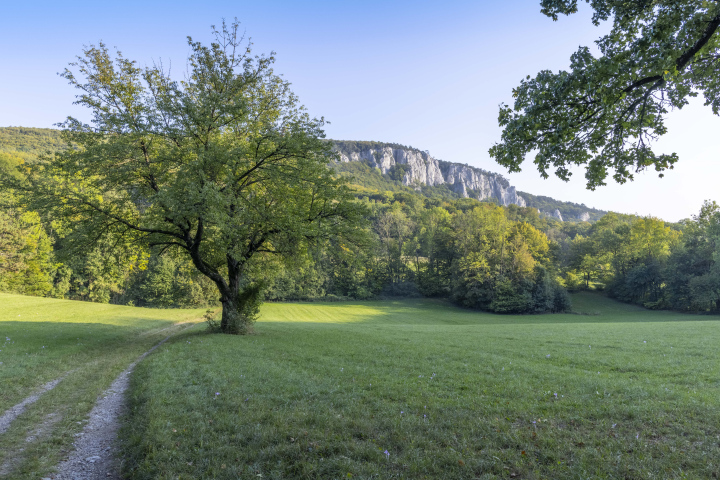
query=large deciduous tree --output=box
[12,22,364,334]
[490,0,720,188]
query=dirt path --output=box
[0,372,71,435]
[49,330,184,480]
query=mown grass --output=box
[0,292,204,479]
[122,293,720,479]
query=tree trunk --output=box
[219,293,253,335]
[216,257,256,335]
[220,294,236,332]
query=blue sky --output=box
[2,0,718,221]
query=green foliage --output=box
[0,207,54,296]
[664,201,720,312]
[59,243,133,304]
[123,255,217,308]
[10,21,364,334]
[0,127,66,163]
[449,204,567,313]
[557,209,720,312]
[387,162,411,182]
[0,152,25,179]
[224,282,264,335]
[1,126,603,316]
[247,190,568,314]
[519,191,605,222]
[491,1,720,188]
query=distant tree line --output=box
[519,191,606,222]
[257,192,571,314]
[561,203,720,312]
[1,143,569,313]
[3,127,720,314]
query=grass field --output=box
[0,293,204,479]
[120,293,720,479]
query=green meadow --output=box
[1,292,719,479]
[122,294,720,479]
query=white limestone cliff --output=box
[335,144,527,208]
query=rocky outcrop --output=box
[334,142,526,208]
[336,146,445,187]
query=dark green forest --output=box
[2,127,720,314]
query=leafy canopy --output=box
[490,0,720,188]
[10,21,364,333]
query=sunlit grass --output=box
[122,294,720,479]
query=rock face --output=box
[334,142,527,208]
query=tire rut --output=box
[0,372,72,435]
[49,325,193,480]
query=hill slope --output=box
[333,140,606,222]
[0,127,67,163]
[0,128,606,222]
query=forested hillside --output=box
[0,127,569,314]
[3,127,720,314]
[0,127,66,161]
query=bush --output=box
[380,281,421,298]
[488,279,532,313]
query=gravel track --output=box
[48,329,185,480]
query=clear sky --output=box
[1,0,718,222]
